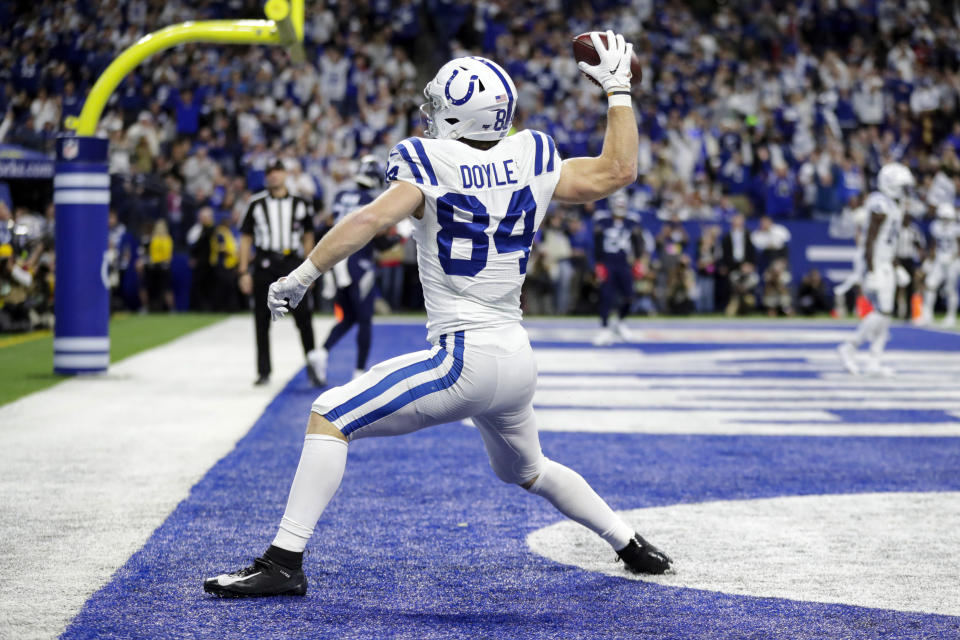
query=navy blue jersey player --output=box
[593,190,643,345]
[312,156,399,384]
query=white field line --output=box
[533,410,960,436]
[536,375,960,390]
[0,315,332,640]
[537,384,959,398]
[525,327,857,343]
[533,389,960,410]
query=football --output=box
[572,32,642,87]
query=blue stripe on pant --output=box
[324,331,465,437]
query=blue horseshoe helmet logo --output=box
[445,69,480,106]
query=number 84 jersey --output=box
[386,131,561,342]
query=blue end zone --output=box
[63,323,960,639]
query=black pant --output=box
[324,281,375,370]
[253,259,315,377]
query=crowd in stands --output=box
[2,0,959,329]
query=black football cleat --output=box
[305,365,322,387]
[204,556,307,597]
[254,375,270,386]
[617,534,673,575]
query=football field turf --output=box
[2,317,959,639]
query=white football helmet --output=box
[420,56,517,142]
[877,162,915,202]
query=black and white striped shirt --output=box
[240,190,315,256]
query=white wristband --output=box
[291,258,323,286]
[607,91,633,108]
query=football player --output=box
[838,162,914,377]
[312,155,399,384]
[833,200,868,313]
[204,32,672,598]
[592,190,644,346]
[920,173,959,327]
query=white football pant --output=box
[312,323,544,484]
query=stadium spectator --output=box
[762,258,794,317]
[797,268,833,316]
[186,206,216,311]
[764,163,799,218]
[6,0,960,322]
[720,213,757,311]
[751,215,791,266]
[182,145,220,201]
[143,218,174,312]
[538,213,574,315]
[665,254,696,315]
[726,262,759,317]
[695,225,721,313]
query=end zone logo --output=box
[62,139,78,160]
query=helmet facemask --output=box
[420,85,477,140]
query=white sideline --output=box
[0,315,331,640]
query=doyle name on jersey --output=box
[386,131,561,341]
[457,159,519,189]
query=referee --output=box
[239,159,323,386]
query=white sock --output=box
[923,289,935,314]
[851,311,882,347]
[869,314,891,359]
[527,458,634,550]
[947,288,958,320]
[271,434,348,553]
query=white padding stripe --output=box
[53,337,110,352]
[54,353,109,369]
[54,174,110,189]
[54,190,110,205]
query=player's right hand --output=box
[267,276,308,321]
[577,30,633,93]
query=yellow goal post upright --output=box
[53,0,304,375]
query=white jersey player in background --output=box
[919,172,960,327]
[205,32,672,598]
[833,203,868,308]
[838,162,915,377]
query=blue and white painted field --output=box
[3,317,959,639]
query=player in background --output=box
[833,199,868,314]
[204,32,672,598]
[312,156,400,384]
[592,190,644,346]
[837,162,915,377]
[919,172,960,327]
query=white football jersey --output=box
[386,131,562,341]
[863,191,903,266]
[851,205,869,258]
[931,212,959,262]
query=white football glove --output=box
[577,30,634,93]
[267,259,323,320]
[267,276,308,321]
